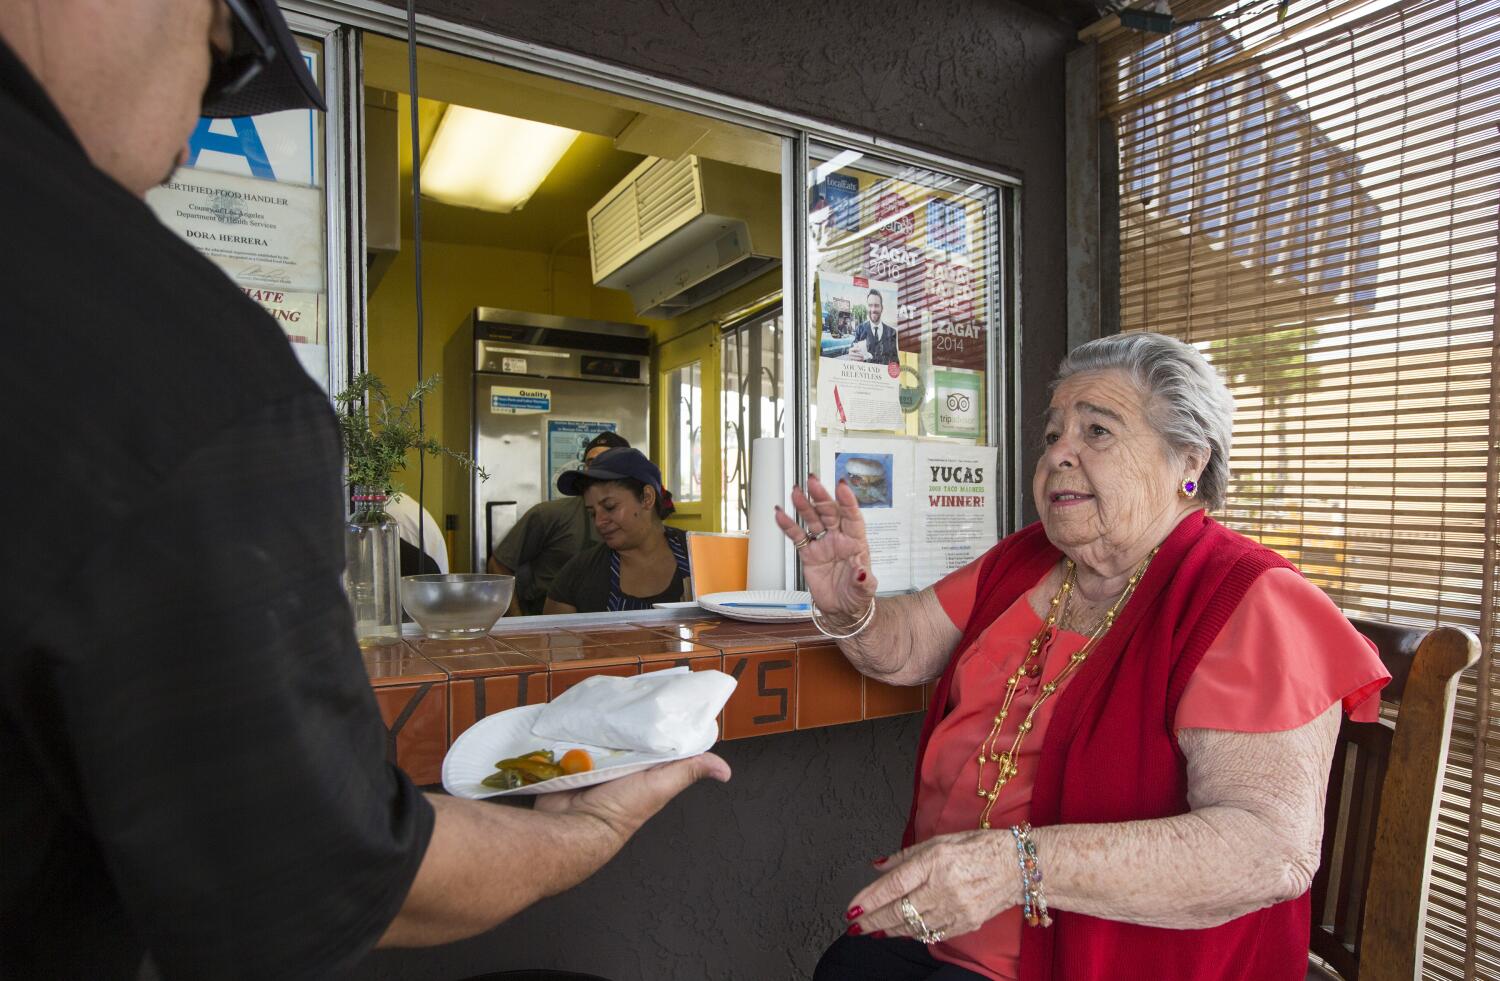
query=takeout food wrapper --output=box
[530,667,736,754]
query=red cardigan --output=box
[903,512,1311,981]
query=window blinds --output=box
[1099,2,1500,977]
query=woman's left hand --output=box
[846,830,1017,943]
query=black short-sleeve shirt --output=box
[548,526,691,613]
[492,496,597,614]
[0,40,431,980]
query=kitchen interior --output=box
[361,36,786,602]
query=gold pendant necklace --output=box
[974,547,1158,829]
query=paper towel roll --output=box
[746,437,787,590]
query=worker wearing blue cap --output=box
[546,447,691,614]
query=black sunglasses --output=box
[203,0,279,109]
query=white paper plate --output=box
[442,703,706,799]
[697,589,814,622]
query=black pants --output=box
[813,935,992,981]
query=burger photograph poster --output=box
[834,453,894,509]
[820,437,914,591]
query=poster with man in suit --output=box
[851,286,899,366]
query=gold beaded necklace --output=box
[974,547,1158,829]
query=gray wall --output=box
[355,716,923,980]
[356,2,1072,976]
[391,0,1075,522]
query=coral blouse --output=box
[912,562,1391,981]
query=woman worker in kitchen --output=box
[544,447,691,614]
[779,332,1389,980]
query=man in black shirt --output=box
[0,3,727,979]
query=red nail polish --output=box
[846,905,863,920]
[872,855,887,865]
[857,571,868,582]
[846,923,862,936]
[871,930,887,939]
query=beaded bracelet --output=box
[1010,823,1053,927]
[810,597,877,639]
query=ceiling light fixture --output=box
[421,105,580,213]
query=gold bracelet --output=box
[811,598,877,639]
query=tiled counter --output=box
[364,615,930,786]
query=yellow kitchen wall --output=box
[367,238,781,541]
[653,267,782,534]
[366,237,658,527]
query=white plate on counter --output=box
[442,703,705,799]
[698,589,814,622]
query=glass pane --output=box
[721,308,785,531]
[144,37,330,390]
[667,360,703,503]
[807,146,1002,590]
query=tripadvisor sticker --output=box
[933,369,981,438]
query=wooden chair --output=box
[1306,618,1480,981]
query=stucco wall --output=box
[355,715,924,980]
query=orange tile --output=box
[721,649,797,739]
[640,615,716,630]
[542,644,646,669]
[372,681,448,785]
[647,623,703,642]
[362,641,447,687]
[721,618,828,645]
[560,626,672,644]
[407,634,502,657]
[639,652,725,673]
[487,631,595,656]
[449,671,549,739]
[649,621,802,653]
[418,644,546,678]
[632,639,718,662]
[865,677,925,719]
[795,644,864,729]
[550,662,640,698]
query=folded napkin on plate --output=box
[530,667,736,755]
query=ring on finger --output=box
[898,896,942,945]
[795,534,814,550]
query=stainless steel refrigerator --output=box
[442,308,651,572]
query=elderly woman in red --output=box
[779,332,1390,981]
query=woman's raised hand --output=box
[773,473,876,621]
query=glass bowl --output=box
[401,574,514,639]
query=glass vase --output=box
[344,489,403,648]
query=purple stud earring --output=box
[1179,478,1198,499]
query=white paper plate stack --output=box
[697,589,814,622]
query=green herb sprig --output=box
[334,372,488,503]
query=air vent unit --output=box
[587,155,781,319]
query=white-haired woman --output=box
[779,333,1389,981]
